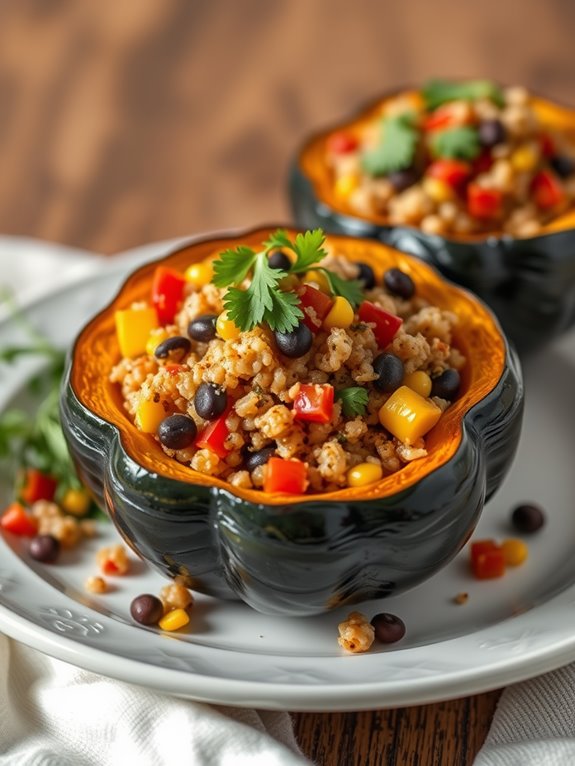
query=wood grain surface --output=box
[0,1,571,763]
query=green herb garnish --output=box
[422,79,505,110]
[0,301,80,497]
[335,387,369,417]
[212,229,364,332]
[361,112,419,176]
[431,126,480,161]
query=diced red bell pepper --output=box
[194,404,232,459]
[1,502,38,537]
[326,132,359,154]
[297,284,334,332]
[470,539,506,580]
[427,159,471,189]
[424,104,470,132]
[358,302,402,348]
[531,169,565,210]
[151,267,187,325]
[101,559,120,575]
[20,468,57,505]
[293,384,334,424]
[467,183,503,219]
[263,457,308,494]
[539,132,556,158]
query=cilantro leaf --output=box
[361,113,418,176]
[423,79,505,110]
[431,126,480,160]
[212,246,257,288]
[320,269,364,308]
[289,229,328,273]
[263,229,292,251]
[222,251,303,332]
[335,387,369,417]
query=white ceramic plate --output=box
[1,239,575,712]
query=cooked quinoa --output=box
[326,80,575,237]
[110,232,466,495]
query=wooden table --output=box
[1,2,573,762]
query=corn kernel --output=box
[159,607,190,632]
[135,398,167,433]
[115,307,158,358]
[403,370,432,398]
[61,488,91,517]
[335,174,359,198]
[379,386,441,444]
[216,312,241,340]
[304,269,331,294]
[423,177,453,203]
[510,144,539,172]
[85,575,107,594]
[347,462,383,488]
[185,261,214,288]
[145,328,169,357]
[501,538,528,567]
[323,296,355,330]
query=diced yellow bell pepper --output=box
[379,386,441,444]
[135,398,167,434]
[510,144,539,172]
[115,307,158,358]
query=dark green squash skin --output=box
[290,165,575,353]
[60,343,523,617]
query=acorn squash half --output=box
[290,91,575,352]
[60,227,523,616]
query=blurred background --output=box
[0,0,573,255]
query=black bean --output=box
[550,155,574,179]
[130,594,164,626]
[387,168,419,192]
[373,352,404,392]
[194,383,228,420]
[384,268,415,300]
[511,503,545,534]
[29,534,60,564]
[244,445,276,472]
[274,322,313,358]
[268,251,292,271]
[431,368,461,400]
[356,262,375,290]
[158,414,197,450]
[370,612,406,644]
[187,314,218,343]
[154,336,191,361]
[478,119,506,148]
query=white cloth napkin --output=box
[0,634,309,765]
[474,666,575,765]
[0,238,310,766]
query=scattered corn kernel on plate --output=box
[0,237,575,711]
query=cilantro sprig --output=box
[361,112,419,176]
[431,126,480,161]
[422,79,505,110]
[335,387,369,417]
[0,295,85,498]
[212,229,364,332]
